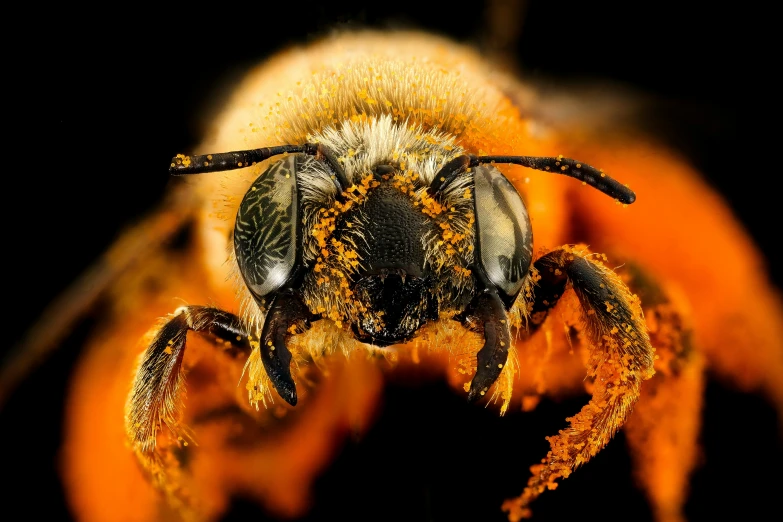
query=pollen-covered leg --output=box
[462,290,512,402]
[125,306,250,456]
[260,289,317,407]
[622,265,703,522]
[502,247,655,520]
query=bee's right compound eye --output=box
[473,165,533,304]
[234,155,301,301]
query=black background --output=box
[4,1,780,521]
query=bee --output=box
[3,20,782,522]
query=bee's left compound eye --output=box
[234,155,301,301]
[473,165,533,304]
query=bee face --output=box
[233,132,532,346]
[229,117,536,350]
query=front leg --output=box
[503,247,655,520]
[125,306,251,455]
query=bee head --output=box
[171,144,635,326]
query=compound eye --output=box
[473,164,533,301]
[234,155,300,300]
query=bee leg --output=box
[259,289,317,407]
[461,287,512,402]
[125,306,251,454]
[503,247,655,520]
[621,263,703,522]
